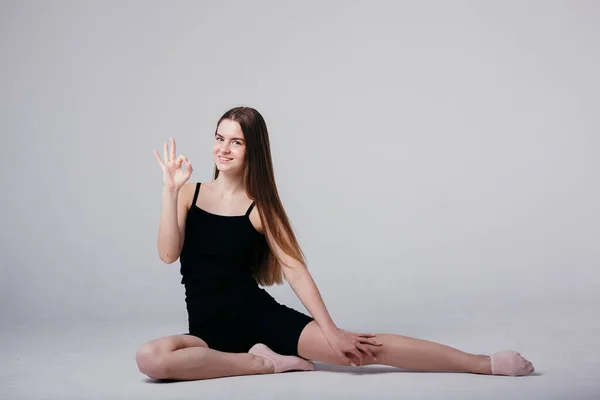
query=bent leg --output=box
[135,334,273,381]
[297,322,533,375]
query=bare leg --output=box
[298,321,533,375]
[135,334,273,381]
[369,333,492,373]
[372,334,534,375]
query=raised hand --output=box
[153,137,193,191]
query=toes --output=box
[491,350,535,376]
[523,361,534,375]
[528,362,534,373]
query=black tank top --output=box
[179,182,271,321]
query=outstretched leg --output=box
[297,321,534,376]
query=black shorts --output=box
[185,300,314,357]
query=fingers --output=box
[183,157,193,177]
[177,155,190,168]
[348,331,381,347]
[351,336,377,362]
[338,350,354,366]
[356,343,377,361]
[345,346,379,366]
[153,150,166,168]
[342,342,382,366]
[174,154,193,181]
[357,336,382,347]
[156,138,189,171]
[350,332,379,341]
[346,331,375,337]
[339,347,361,367]
[161,138,176,164]
[346,354,359,367]
[339,331,382,366]
[349,348,364,366]
[170,137,176,161]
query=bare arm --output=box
[157,183,192,263]
[262,211,380,366]
[278,252,337,333]
[153,137,194,264]
[261,216,337,333]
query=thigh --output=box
[190,310,260,353]
[297,321,343,364]
[139,334,209,354]
[254,302,314,357]
[191,326,258,353]
[135,334,209,378]
[135,333,209,372]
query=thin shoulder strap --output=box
[245,201,256,217]
[192,182,201,206]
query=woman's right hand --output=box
[153,137,193,191]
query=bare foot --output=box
[490,350,535,376]
[248,343,315,373]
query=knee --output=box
[135,343,169,379]
[362,340,385,365]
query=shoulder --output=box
[179,182,199,209]
[248,204,286,237]
[249,203,265,234]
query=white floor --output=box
[3,309,598,400]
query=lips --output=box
[218,156,233,162]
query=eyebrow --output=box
[216,133,244,141]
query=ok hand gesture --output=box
[153,137,193,191]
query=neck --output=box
[214,170,245,196]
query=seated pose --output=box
[136,106,535,381]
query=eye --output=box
[233,140,242,145]
[216,136,223,141]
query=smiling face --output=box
[213,118,246,175]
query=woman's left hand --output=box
[323,327,382,366]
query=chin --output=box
[216,162,242,173]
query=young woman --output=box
[136,106,535,381]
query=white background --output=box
[1,1,598,399]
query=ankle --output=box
[250,353,275,374]
[471,354,492,374]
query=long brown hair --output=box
[213,106,305,286]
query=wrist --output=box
[319,322,338,335]
[163,186,180,196]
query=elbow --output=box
[158,250,179,264]
[157,243,182,264]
